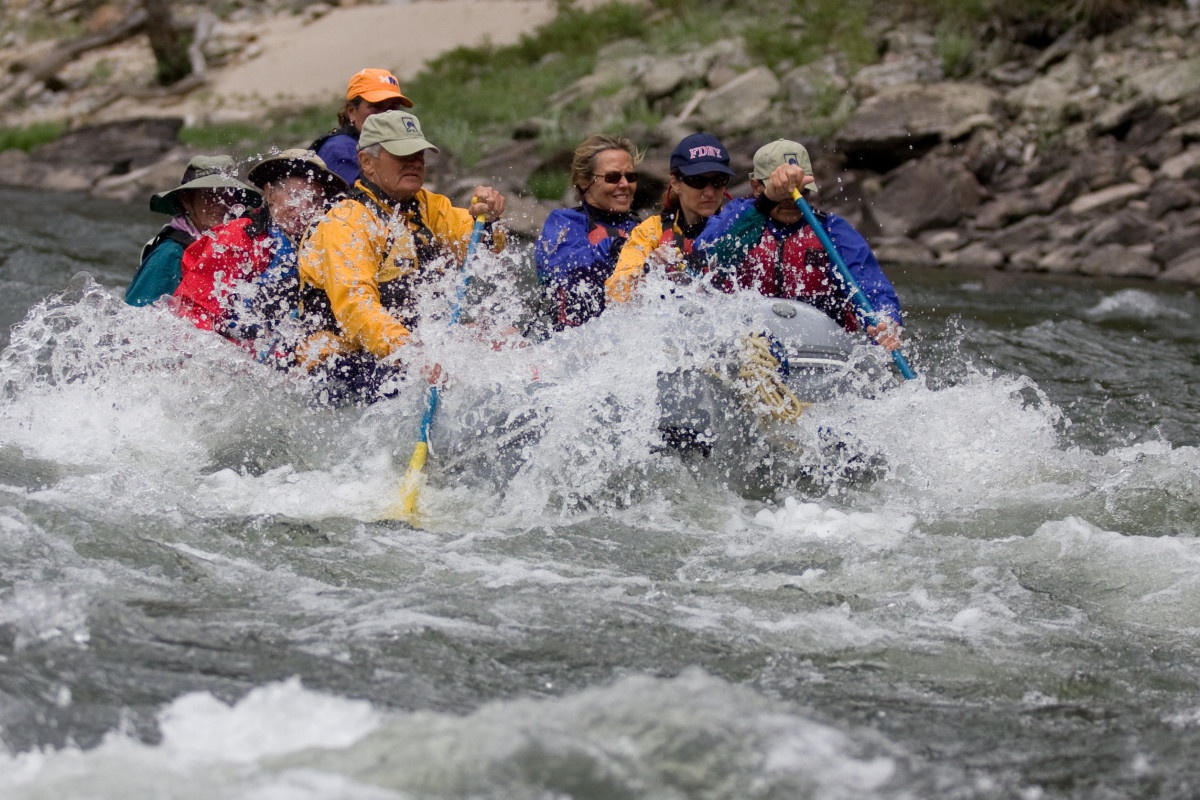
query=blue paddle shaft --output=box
[419,214,487,446]
[449,216,487,326]
[788,180,917,380]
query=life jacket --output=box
[655,207,709,275]
[299,185,447,335]
[553,205,636,328]
[739,215,858,330]
[140,224,195,263]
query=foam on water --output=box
[0,678,388,799]
[1083,287,1192,321]
[0,668,920,799]
[3,271,1196,538]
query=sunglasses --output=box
[678,173,731,190]
[593,171,639,185]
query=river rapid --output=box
[0,186,1198,799]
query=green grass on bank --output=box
[177,104,331,156]
[0,121,67,152]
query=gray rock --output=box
[1154,227,1200,265]
[780,55,849,114]
[1128,56,1200,104]
[1080,211,1158,248]
[1078,243,1160,278]
[29,117,182,172]
[1091,96,1155,136]
[1067,183,1148,216]
[697,66,780,134]
[1158,146,1200,180]
[640,58,692,101]
[920,228,968,254]
[1029,170,1090,215]
[973,195,1037,231]
[1004,54,1087,123]
[0,148,48,188]
[870,236,932,267]
[836,82,1000,164]
[1162,247,1200,283]
[92,150,191,204]
[938,241,1005,270]
[851,55,942,98]
[1146,179,1200,218]
[1007,246,1046,271]
[1039,246,1082,274]
[872,158,984,237]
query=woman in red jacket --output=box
[172,149,347,355]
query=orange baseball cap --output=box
[345,68,413,107]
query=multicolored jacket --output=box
[693,196,902,330]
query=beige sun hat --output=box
[247,149,349,197]
[149,155,261,216]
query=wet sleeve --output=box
[125,240,185,306]
[606,216,661,304]
[826,216,903,327]
[299,204,412,358]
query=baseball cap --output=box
[247,149,348,196]
[149,155,261,216]
[750,139,818,194]
[358,110,439,157]
[345,68,413,107]
[669,132,734,177]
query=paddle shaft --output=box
[789,185,917,380]
[398,208,488,519]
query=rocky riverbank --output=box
[2,0,1199,284]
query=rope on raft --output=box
[735,333,811,423]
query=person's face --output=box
[347,97,408,132]
[182,188,243,230]
[669,172,728,226]
[580,148,636,213]
[359,148,426,201]
[751,178,802,225]
[264,175,327,239]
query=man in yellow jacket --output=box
[298,109,506,401]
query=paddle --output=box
[397,203,488,521]
[788,183,917,380]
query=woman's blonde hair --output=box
[571,133,642,198]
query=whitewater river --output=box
[0,186,1198,799]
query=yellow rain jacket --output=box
[298,181,502,359]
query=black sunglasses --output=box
[678,173,731,190]
[593,171,639,185]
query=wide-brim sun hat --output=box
[357,109,439,157]
[749,139,819,194]
[149,154,262,216]
[247,149,349,197]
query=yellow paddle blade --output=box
[397,441,429,519]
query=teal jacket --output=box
[126,224,194,306]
